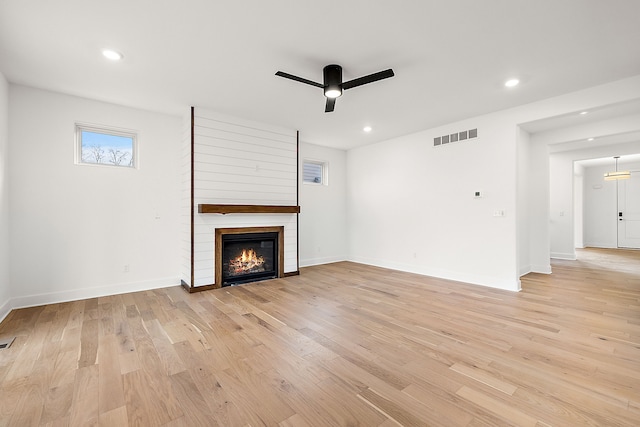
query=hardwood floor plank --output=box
[457,385,539,427]
[168,370,220,426]
[357,387,425,426]
[70,365,99,427]
[6,383,44,426]
[143,318,186,376]
[123,368,183,426]
[402,383,474,426]
[78,318,99,368]
[217,358,297,425]
[98,405,128,427]
[449,362,518,396]
[314,376,388,426]
[259,367,348,427]
[278,413,313,427]
[40,382,74,425]
[97,334,125,414]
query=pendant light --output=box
[603,156,631,181]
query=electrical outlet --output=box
[124,264,130,273]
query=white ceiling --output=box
[576,154,640,168]
[1,0,640,150]
[519,99,640,135]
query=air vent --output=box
[0,337,15,350]
[434,128,477,147]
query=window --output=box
[303,160,327,185]
[75,124,137,168]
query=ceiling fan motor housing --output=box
[324,64,343,98]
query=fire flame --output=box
[229,248,265,275]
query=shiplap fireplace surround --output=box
[181,107,300,291]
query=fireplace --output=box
[215,226,284,287]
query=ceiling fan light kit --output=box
[323,64,343,99]
[276,64,394,112]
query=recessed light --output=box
[580,111,588,115]
[587,138,594,141]
[102,49,123,61]
[363,126,372,133]
[504,78,519,88]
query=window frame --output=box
[75,123,138,169]
[302,159,328,186]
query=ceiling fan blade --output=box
[325,97,336,113]
[275,71,324,88]
[342,69,395,90]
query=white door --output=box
[618,173,640,249]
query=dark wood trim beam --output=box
[189,106,195,290]
[296,130,300,274]
[186,284,217,293]
[198,204,300,214]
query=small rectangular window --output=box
[75,124,137,168]
[303,160,327,185]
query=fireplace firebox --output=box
[215,227,284,287]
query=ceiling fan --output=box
[275,64,394,112]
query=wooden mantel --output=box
[198,204,300,214]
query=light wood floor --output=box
[1,248,639,426]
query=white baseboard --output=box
[6,277,180,314]
[583,243,617,249]
[519,265,532,277]
[348,256,521,292]
[531,264,552,274]
[300,255,347,268]
[550,252,577,260]
[519,263,552,277]
[0,297,12,325]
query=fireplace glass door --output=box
[221,232,278,286]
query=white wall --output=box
[299,142,348,266]
[348,115,520,291]
[574,163,584,248]
[573,163,584,248]
[549,154,576,259]
[583,161,640,248]
[0,72,10,322]
[517,126,532,276]
[8,85,182,308]
[524,137,552,273]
